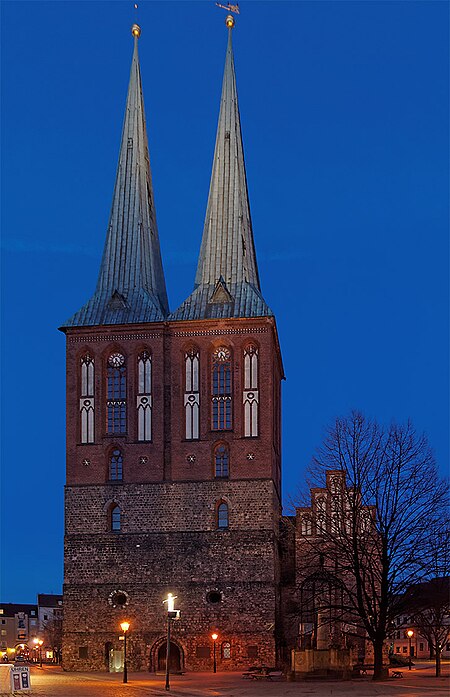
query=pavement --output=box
[12,663,450,697]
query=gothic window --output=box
[109,449,123,481]
[137,351,152,441]
[316,514,325,535]
[221,642,231,659]
[107,353,126,434]
[243,344,259,437]
[331,513,340,534]
[184,348,200,440]
[111,505,121,532]
[316,496,326,512]
[211,347,232,430]
[345,514,352,535]
[330,476,342,494]
[301,515,312,536]
[80,354,94,443]
[217,502,229,529]
[214,444,229,478]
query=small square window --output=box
[79,646,88,659]
[402,646,407,653]
[247,645,258,658]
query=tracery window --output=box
[80,354,95,443]
[107,353,126,434]
[214,444,229,478]
[111,505,121,532]
[211,347,232,430]
[217,502,229,529]
[109,449,123,481]
[316,514,326,535]
[184,348,200,439]
[137,351,152,441]
[243,344,259,437]
[301,515,312,536]
[221,642,231,659]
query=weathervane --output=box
[215,2,240,14]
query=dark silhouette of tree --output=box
[297,412,448,681]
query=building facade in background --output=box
[0,596,62,663]
[61,18,283,672]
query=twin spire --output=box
[63,19,272,328]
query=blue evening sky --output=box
[1,1,448,603]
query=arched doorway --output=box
[157,642,181,673]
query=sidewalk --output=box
[27,665,450,697]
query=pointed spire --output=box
[63,25,169,327]
[171,17,272,321]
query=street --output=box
[25,663,450,697]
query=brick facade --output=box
[62,318,283,671]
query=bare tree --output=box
[296,412,448,681]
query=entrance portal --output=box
[157,642,181,672]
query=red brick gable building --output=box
[61,18,283,672]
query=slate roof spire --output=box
[62,24,169,328]
[170,16,272,321]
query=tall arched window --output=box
[106,353,126,434]
[217,502,229,529]
[243,344,259,437]
[184,348,200,439]
[301,516,312,536]
[221,642,231,659]
[111,505,121,532]
[211,347,232,430]
[109,449,123,481]
[214,444,229,478]
[80,354,95,443]
[137,351,152,441]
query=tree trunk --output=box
[436,647,441,677]
[372,639,386,681]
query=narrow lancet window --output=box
[243,344,259,437]
[109,449,123,481]
[107,353,126,434]
[214,444,229,478]
[184,348,200,439]
[80,354,95,444]
[211,347,232,430]
[111,505,121,532]
[217,502,229,529]
[137,351,152,441]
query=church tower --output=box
[61,17,283,672]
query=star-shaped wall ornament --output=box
[246,452,255,461]
[186,454,196,463]
[82,459,91,467]
[139,456,148,465]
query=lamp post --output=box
[406,629,414,670]
[33,638,43,667]
[120,621,130,683]
[163,593,180,692]
[211,633,218,673]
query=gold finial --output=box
[131,23,141,38]
[225,14,235,29]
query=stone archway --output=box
[149,637,184,673]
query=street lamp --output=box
[120,621,130,683]
[211,633,218,673]
[163,593,180,692]
[33,638,43,668]
[406,629,414,670]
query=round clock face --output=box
[214,347,231,362]
[108,353,125,368]
[108,590,129,608]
